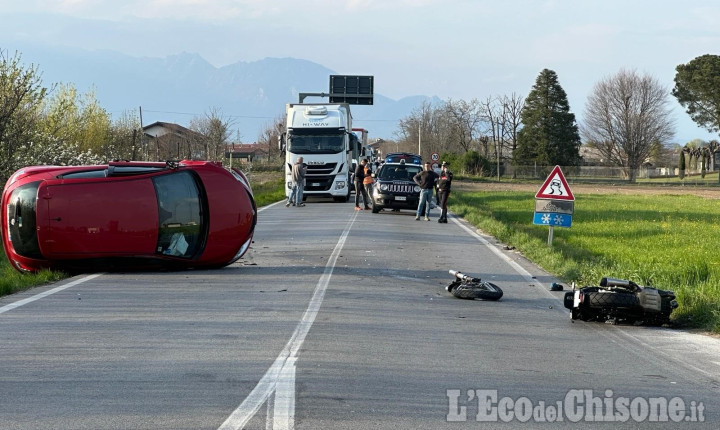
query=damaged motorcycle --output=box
[564,277,678,325]
[446,270,503,300]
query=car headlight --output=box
[414,185,421,192]
[380,184,388,191]
[336,181,346,189]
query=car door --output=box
[37,177,159,258]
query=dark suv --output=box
[370,161,423,213]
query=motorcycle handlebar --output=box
[449,270,478,282]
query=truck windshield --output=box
[288,131,345,154]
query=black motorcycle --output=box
[564,277,678,325]
[446,270,503,300]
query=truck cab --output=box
[280,104,353,202]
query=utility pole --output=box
[418,122,422,156]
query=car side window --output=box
[152,171,204,258]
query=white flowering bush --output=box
[2,131,105,180]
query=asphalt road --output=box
[1,198,718,429]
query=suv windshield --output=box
[287,130,345,154]
[377,164,423,181]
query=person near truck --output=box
[286,157,306,207]
[354,159,371,210]
[363,162,374,208]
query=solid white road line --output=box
[0,273,103,315]
[218,210,359,430]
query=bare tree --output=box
[189,107,234,160]
[500,93,524,156]
[444,98,484,153]
[257,114,285,162]
[582,69,675,182]
[396,100,439,157]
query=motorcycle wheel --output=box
[585,290,639,308]
[451,281,503,301]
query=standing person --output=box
[413,161,438,221]
[436,161,453,223]
[354,159,370,210]
[286,157,306,207]
[363,162,374,209]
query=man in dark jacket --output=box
[354,159,370,210]
[436,161,453,223]
[413,161,438,221]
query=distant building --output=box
[225,143,270,163]
[143,122,207,160]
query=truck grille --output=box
[305,163,338,175]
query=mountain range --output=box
[14,44,438,142]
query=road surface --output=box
[1,199,718,429]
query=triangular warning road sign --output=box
[535,165,575,201]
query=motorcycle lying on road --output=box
[446,270,503,300]
[564,277,678,325]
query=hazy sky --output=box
[1,0,719,142]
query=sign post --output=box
[533,165,575,246]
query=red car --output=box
[1,160,256,273]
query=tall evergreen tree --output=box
[514,69,581,168]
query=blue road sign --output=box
[533,212,572,228]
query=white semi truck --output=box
[279,103,357,202]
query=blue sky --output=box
[1,0,719,143]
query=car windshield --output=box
[377,165,423,181]
[153,171,205,258]
[287,131,345,154]
[6,181,42,259]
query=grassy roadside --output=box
[449,188,720,333]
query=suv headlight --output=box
[380,183,388,191]
[414,185,421,192]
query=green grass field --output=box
[450,190,720,333]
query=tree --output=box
[443,98,485,153]
[0,49,48,179]
[189,107,233,160]
[105,110,142,161]
[41,83,111,154]
[582,69,675,182]
[672,54,720,135]
[678,149,686,180]
[257,114,285,162]
[514,69,581,169]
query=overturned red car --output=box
[1,160,256,273]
